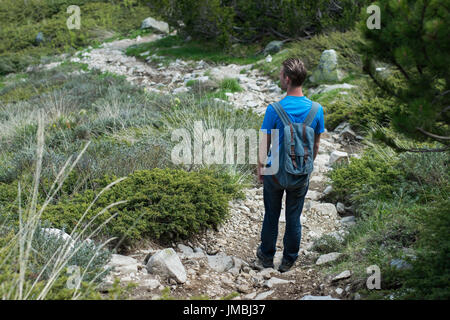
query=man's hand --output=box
[257,164,264,183]
[257,132,271,183]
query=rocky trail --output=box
[43,33,364,300]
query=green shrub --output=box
[311,234,344,254]
[328,146,449,299]
[150,0,369,46]
[40,168,241,247]
[30,222,112,283]
[126,35,260,65]
[258,30,364,82]
[220,78,242,92]
[328,147,403,205]
[0,0,154,75]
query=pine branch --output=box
[416,127,450,141]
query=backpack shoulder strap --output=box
[271,102,291,127]
[304,101,320,127]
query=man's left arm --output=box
[313,133,321,160]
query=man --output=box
[256,57,325,273]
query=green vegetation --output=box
[323,145,449,299]
[359,0,449,144]
[0,0,155,75]
[257,30,363,82]
[0,63,257,252]
[149,0,369,46]
[38,168,241,246]
[126,35,262,65]
[220,78,243,93]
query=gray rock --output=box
[141,17,169,33]
[335,288,344,295]
[300,295,340,300]
[310,203,339,219]
[326,231,345,243]
[333,122,351,134]
[311,83,356,95]
[139,278,161,290]
[243,292,258,299]
[332,270,352,281]
[310,49,343,84]
[108,254,139,274]
[36,32,44,44]
[255,290,275,300]
[263,41,284,55]
[339,127,358,141]
[390,259,413,270]
[177,244,194,256]
[329,151,348,165]
[237,284,252,294]
[264,277,291,288]
[146,248,187,283]
[323,185,333,196]
[207,253,234,273]
[336,202,346,214]
[306,190,322,201]
[316,252,343,265]
[341,216,356,226]
[173,87,189,94]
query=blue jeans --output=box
[259,174,309,265]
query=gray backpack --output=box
[269,101,319,189]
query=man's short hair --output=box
[282,58,307,87]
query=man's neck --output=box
[286,85,304,97]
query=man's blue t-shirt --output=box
[261,95,325,164]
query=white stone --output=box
[332,270,352,281]
[323,185,333,196]
[316,252,342,265]
[264,277,291,288]
[335,288,344,295]
[108,254,139,274]
[141,17,169,33]
[146,248,187,283]
[336,202,346,214]
[41,228,74,249]
[310,203,338,219]
[207,253,234,273]
[255,290,275,300]
[329,151,348,165]
[139,278,160,290]
[300,295,340,300]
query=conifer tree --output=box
[359,0,449,150]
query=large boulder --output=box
[146,248,187,283]
[141,17,169,34]
[310,49,344,84]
